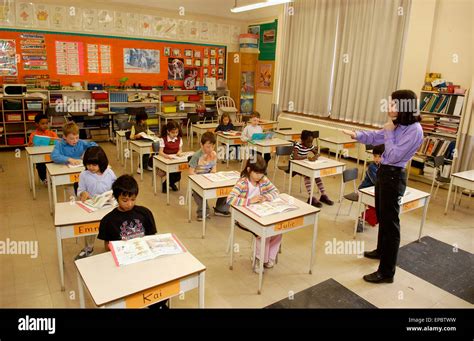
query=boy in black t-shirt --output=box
[98,174,156,246]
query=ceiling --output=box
[99,0,283,21]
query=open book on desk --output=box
[167,151,194,162]
[137,132,159,142]
[303,157,328,166]
[68,162,84,168]
[76,190,117,213]
[222,131,241,136]
[109,233,186,267]
[246,197,298,217]
[203,171,240,182]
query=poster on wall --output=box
[248,25,260,48]
[126,13,140,36]
[55,41,84,75]
[231,25,241,44]
[256,61,274,93]
[100,45,111,73]
[50,6,66,29]
[124,48,160,73]
[241,71,255,97]
[168,58,184,80]
[87,44,99,73]
[164,18,177,39]
[98,9,114,32]
[114,11,126,33]
[184,68,199,89]
[0,0,15,26]
[240,99,254,114]
[263,29,275,43]
[21,33,48,71]
[67,6,82,31]
[141,15,153,36]
[200,22,209,41]
[16,1,34,27]
[0,39,18,76]
[177,19,187,40]
[83,9,98,32]
[34,4,50,28]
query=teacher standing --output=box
[342,90,423,283]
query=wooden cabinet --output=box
[227,52,258,113]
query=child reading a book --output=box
[51,122,97,165]
[215,113,239,162]
[188,132,230,220]
[356,144,384,232]
[28,113,58,185]
[75,146,117,259]
[226,155,280,272]
[240,112,271,165]
[156,120,184,193]
[130,111,155,173]
[290,130,334,208]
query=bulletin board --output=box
[248,20,277,61]
[0,28,227,88]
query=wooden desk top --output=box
[319,136,358,145]
[192,123,219,129]
[452,170,474,182]
[274,129,302,136]
[54,202,115,226]
[232,193,319,227]
[25,146,54,155]
[290,157,345,170]
[46,162,85,176]
[216,132,243,140]
[359,186,430,203]
[188,172,240,190]
[75,247,205,306]
[115,130,128,137]
[129,140,153,147]
[250,138,293,147]
[153,153,193,165]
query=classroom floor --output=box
[0,140,472,309]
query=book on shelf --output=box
[109,233,186,267]
[452,96,464,116]
[76,190,117,213]
[202,171,240,182]
[246,197,298,217]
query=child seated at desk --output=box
[356,144,384,232]
[28,113,58,185]
[240,112,271,165]
[290,130,334,208]
[227,155,280,273]
[75,146,117,259]
[215,113,239,162]
[188,132,230,220]
[130,111,155,173]
[156,120,184,193]
[51,122,97,165]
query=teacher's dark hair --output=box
[391,90,421,125]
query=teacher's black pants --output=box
[374,164,407,277]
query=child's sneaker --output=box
[253,259,264,274]
[320,194,334,206]
[197,213,210,221]
[136,167,142,174]
[42,179,48,186]
[357,218,364,233]
[75,247,93,260]
[214,207,230,217]
[307,197,322,208]
[264,259,275,268]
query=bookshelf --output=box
[0,96,46,148]
[412,89,470,184]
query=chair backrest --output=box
[216,96,235,110]
[125,107,146,116]
[312,131,319,139]
[187,155,193,162]
[187,112,201,124]
[279,127,292,131]
[276,145,294,156]
[125,131,132,140]
[117,120,132,130]
[152,141,160,153]
[365,144,375,151]
[342,168,358,182]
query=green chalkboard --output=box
[248,20,277,61]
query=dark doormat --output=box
[266,278,377,308]
[398,236,474,304]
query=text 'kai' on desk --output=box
[25,145,54,199]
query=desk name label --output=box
[320,167,337,176]
[274,217,304,231]
[125,280,180,308]
[74,223,99,236]
[216,187,233,197]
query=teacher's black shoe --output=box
[363,271,394,283]
[364,249,380,259]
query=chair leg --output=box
[434,183,440,199]
[335,201,343,220]
[299,177,302,193]
[348,201,354,216]
[251,236,256,268]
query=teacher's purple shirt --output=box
[355,123,423,169]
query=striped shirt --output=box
[226,176,279,207]
[290,141,316,160]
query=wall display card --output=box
[220,24,231,43]
[16,1,34,27]
[177,19,187,40]
[185,58,192,66]
[187,21,199,40]
[231,25,241,44]
[83,8,98,32]
[87,44,99,73]
[0,39,18,76]
[203,58,209,67]
[200,22,209,41]
[55,41,84,75]
[152,16,166,38]
[100,45,111,73]
[113,11,126,33]
[67,6,82,31]
[168,58,184,80]
[164,18,177,39]
[98,9,114,32]
[124,48,160,73]
[50,6,66,29]
[141,14,153,36]
[0,0,15,26]
[20,33,48,71]
[34,4,50,28]
[184,68,198,89]
[210,23,219,42]
[126,13,140,36]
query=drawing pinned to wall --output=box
[218,57,224,65]
[16,1,34,27]
[168,58,184,80]
[153,16,166,38]
[263,29,275,43]
[187,21,199,40]
[194,59,201,67]
[164,18,177,39]
[204,48,209,57]
[194,50,201,58]
[248,25,260,48]
[184,68,198,89]
[256,61,274,93]
[184,49,192,57]
[126,13,140,36]
[50,6,66,29]
[203,58,209,67]
[114,11,126,33]
[185,58,192,66]
[172,48,180,57]
[177,19,187,40]
[209,23,219,42]
[203,68,208,76]
[231,25,241,44]
[34,4,50,28]
[0,0,15,26]
[83,8,98,32]
[124,48,159,73]
[0,39,18,76]
[100,44,111,73]
[98,9,114,32]
[219,24,230,43]
[67,6,82,31]
[141,15,153,36]
[164,47,171,57]
[200,22,209,41]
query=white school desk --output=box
[216,132,246,168]
[288,157,346,203]
[319,136,360,164]
[188,173,239,238]
[258,119,279,131]
[158,112,188,132]
[273,129,303,141]
[115,130,129,166]
[228,193,320,294]
[46,163,85,215]
[152,154,192,205]
[129,140,154,181]
[190,123,218,147]
[75,248,206,308]
[355,186,430,240]
[55,202,114,291]
[243,138,293,171]
[444,170,474,214]
[25,146,54,199]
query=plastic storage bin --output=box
[4,100,22,110]
[26,101,42,110]
[6,113,22,122]
[176,95,189,102]
[161,95,176,102]
[163,106,177,113]
[189,95,201,101]
[7,137,25,145]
